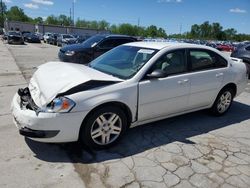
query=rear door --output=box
[187,49,228,109]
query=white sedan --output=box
[11,42,248,148]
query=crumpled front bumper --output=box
[11,93,88,143]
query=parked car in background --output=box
[206,42,217,49]
[216,44,235,52]
[24,33,41,43]
[12,42,248,148]
[35,33,44,41]
[231,44,250,78]
[231,44,250,64]
[43,32,52,43]
[21,31,31,38]
[2,32,8,40]
[75,35,89,44]
[57,34,76,47]
[22,32,30,41]
[7,31,24,45]
[58,34,137,64]
[47,33,59,45]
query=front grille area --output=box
[18,87,41,115]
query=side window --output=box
[151,50,186,76]
[190,50,214,71]
[98,39,115,49]
[113,38,134,47]
[246,45,250,51]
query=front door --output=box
[138,49,190,121]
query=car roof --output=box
[123,41,217,50]
[96,34,136,39]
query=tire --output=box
[210,88,234,116]
[80,106,127,149]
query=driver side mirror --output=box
[146,69,166,79]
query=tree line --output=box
[169,21,250,41]
[0,3,249,41]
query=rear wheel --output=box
[80,106,127,149]
[210,88,234,116]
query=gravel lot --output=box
[1,41,250,188]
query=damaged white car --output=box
[11,42,248,148]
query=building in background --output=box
[4,21,110,36]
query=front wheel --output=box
[210,88,234,116]
[80,106,127,149]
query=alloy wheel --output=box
[90,112,122,145]
[217,91,232,113]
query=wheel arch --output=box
[220,83,237,98]
[78,101,133,140]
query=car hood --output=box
[61,43,90,52]
[29,62,122,107]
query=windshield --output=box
[90,45,158,79]
[81,35,105,47]
[9,32,20,36]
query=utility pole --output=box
[179,23,182,35]
[137,17,140,28]
[70,8,72,26]
[72,0,75,27]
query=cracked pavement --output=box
[1,40,250,188]
[65,92,250,188]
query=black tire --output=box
[210,88,234,116]
[80,106,127,149]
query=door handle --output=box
[216,73,224,77]
[178,79,189,84]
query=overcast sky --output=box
[3,0,250,34]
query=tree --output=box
[211,22,223,39]
[33,17,43,24]
[200,21,211,39]
[98,20,109,30]
[118,23,138,36]
[224,28,237,40]
[6,6,30,22]
[45,15,59,25]
[157,27,167,38]
[89,20,98,29]
[58,14,71,26]
[0,1,7,27]
[110,24,118,33]
[146,25,158,37]
[76,19,89,28]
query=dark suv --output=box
[58,34,137,64]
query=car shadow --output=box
[25,101,250,164]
